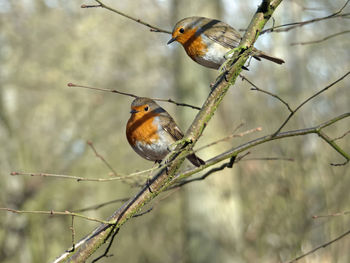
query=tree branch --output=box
[291,30,350,46]
[285,229,350,263]
[274,71,350,135]
[10,170,154,182]
[0,208,111,225]
[172,113,349,184]
[81,0,171,34]
[332,129,350,142]
[240,74,293,113]
[67,83,201,110]
[313,210,350,219]
[261,0,350,34]
[87,140,119,176]
[73,198,130,213]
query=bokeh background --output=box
[0,0,349,262]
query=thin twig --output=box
[332,129,350,142]
[312,210,350,219]
[172,153,249,188]
[242,157,294,162]
[67,83,201,110]
[73,198,130,213]
[291,30,350,46]
[87,141,119,176]
[132,207,153,218]
[285,229,350,263]
[0,208,111,224]
[261,0,350,34]
[10,165,161,182]
[171,155,294,189]
[195,127,262,153]
[330,160,349,166]
[81,0,171,34]
[318,130,350,166]
[133,187,180,217]
[91,226,119,263]
[240,75,293,113]
[66,216,76,253]
[274,71,350,135]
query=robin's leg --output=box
[216,46,250,85]
[213,70,229,87]
[219,46,248,72]
[167,138,193,152]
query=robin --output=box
[126,97,205,167]
[167,16,285,69]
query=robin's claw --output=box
[170,138,192,150]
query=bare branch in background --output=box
[195,126,262,153]
[133,188,179,218]
[87,140,119,176]
[274,71,350,135]
[313,210,350,219]
[317,130,350,166]
[332,129,350,142]
[10,168,158,182]
[0,208,111,224]
[261,0,350,34]
[171,154,246,189]
[242,157,294,161]
[285,229,350,263]
[173,113,350,186]
[73,198,130,213]
[91,226,120,263]
[81,0,171,34]
[67,216,76,253]
[67,83,201,110]
[291,30,350,46]
[240,75,293,113]
[172,154,295,189]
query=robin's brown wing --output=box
[160,113,205,167]
[202,19,285,64]
[201,20,242,49]
[160,113,184,141]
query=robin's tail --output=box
[187,154,205,167]
[253,49,285,65]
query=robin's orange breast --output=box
[177,28,208,60]
[126,113,160,146]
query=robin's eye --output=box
[144,106,149,111]
[179,28,184,33]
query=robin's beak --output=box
[130,109,139,114]
[167,37,177,45]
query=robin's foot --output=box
[219,46,248,72]
[167,138,193,152]
[224,46,247,60]
[215,69,229,85]
[146,178,153,193]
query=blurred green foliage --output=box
[0,0,349,262]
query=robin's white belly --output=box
[133,117,175,162]
[195,40,229,69]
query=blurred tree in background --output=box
[0,0,349,262]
